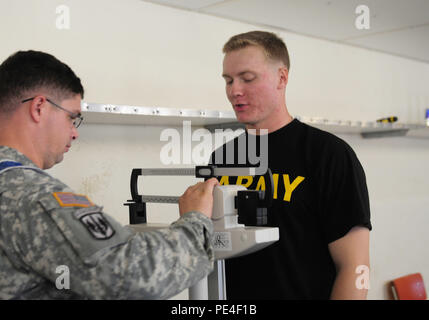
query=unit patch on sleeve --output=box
[74,206,116,240]
[53,192,94,208]
[80,213,115,240]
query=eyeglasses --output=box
[21,97,84,128]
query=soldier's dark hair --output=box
[0,50,84,114]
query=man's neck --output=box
[246,104,293,134]
[0,125,44,169]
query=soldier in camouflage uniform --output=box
[0,50,218,299]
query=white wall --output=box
[1,0,429,300]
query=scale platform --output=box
[128,223,279,261]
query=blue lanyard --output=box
[0,161,22,171]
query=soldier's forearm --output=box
[86,211,214,299]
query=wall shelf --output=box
[81,102,429,138]
[81,102,236,127]
[295,116,411,138]
[405,124,429,138]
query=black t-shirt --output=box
[210,119,372,299]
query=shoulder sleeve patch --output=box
[52,192,94,208]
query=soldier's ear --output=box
[28,96,47,124]
[277,67,288,90]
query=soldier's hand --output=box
[178,178,219,219]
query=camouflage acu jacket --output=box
[0,146,214,299]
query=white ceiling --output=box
[143,0,429,64]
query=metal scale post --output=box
[124,165,279,300]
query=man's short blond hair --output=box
[223,31,290,70]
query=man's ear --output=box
[277,67,289,89]
[28,96,47,124]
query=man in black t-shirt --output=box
[213,31,372,299]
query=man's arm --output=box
[10,176,218,299]
[328,226,370,300]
